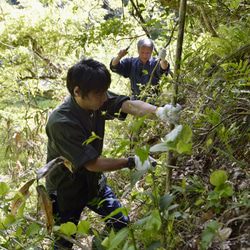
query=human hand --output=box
[117,49,128,59]
[156,104,181,124]
[158,48,166,61]
[135,155,157,171]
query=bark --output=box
[198,5,218,37]
[165,0,187,193]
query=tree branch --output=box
[166,0,187,193]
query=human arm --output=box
[84,156,157,172]
[121,100,157,118]
[111,48,128,66]
[84,157,129,172]
[121,99,181,124]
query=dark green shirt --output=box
[45,91,129,211]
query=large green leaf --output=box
[59,222,77,236]
[210,170,227,186]
[77,220,90,234]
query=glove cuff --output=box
[155,107,160,114]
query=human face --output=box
[138,46,153,65]
[74,88,107,112]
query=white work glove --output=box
[158,48,166,61]
[135,155,157,171]
[156,103,182,125]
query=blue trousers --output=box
[52,185,130,249]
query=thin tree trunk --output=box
[165,0,187,193]
[198,5,218,37]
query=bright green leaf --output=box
[59,222,77,236]
[26,222,42,237]
[102,237,110,248]
[210,170,228,186]
[0,182,10,196]
[77,220,90,234]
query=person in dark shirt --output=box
[45,58,179,249]
[110,38,170,102]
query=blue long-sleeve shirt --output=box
[110,57,170,97]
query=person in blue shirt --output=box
[110,38,170,102]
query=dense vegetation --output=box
[0,0,249,249]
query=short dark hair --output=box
[137,38,154,51]
[66,58,111,98]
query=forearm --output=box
[84,157,129,172]
[111,49,128,66]
[111,56,121,66]
[121,100,157,118]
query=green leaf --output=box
[82,132,101,146]
[133,216,151,228]
[1,214,16,228]
[201,230,215,250]
[102,237,111,248]
[130,169,147,189]
[0,182,10,196]
[210,170,228,186]
[101,207,129,224]
[195,199,204,206]
[77,220,90,234]
[176,139,193,154]
[26,222,42,237]
[107,227,130,250]
[135,145,149,164]
[215,183,233,198]
[159,194,174,211]
[59,222,77,236]
[145,209,162,232]
[16,227,22,237]
[201,221,220,250]
[146,241,165,249]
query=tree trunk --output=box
[165,0,187,193]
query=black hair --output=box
[66,58,111,98]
